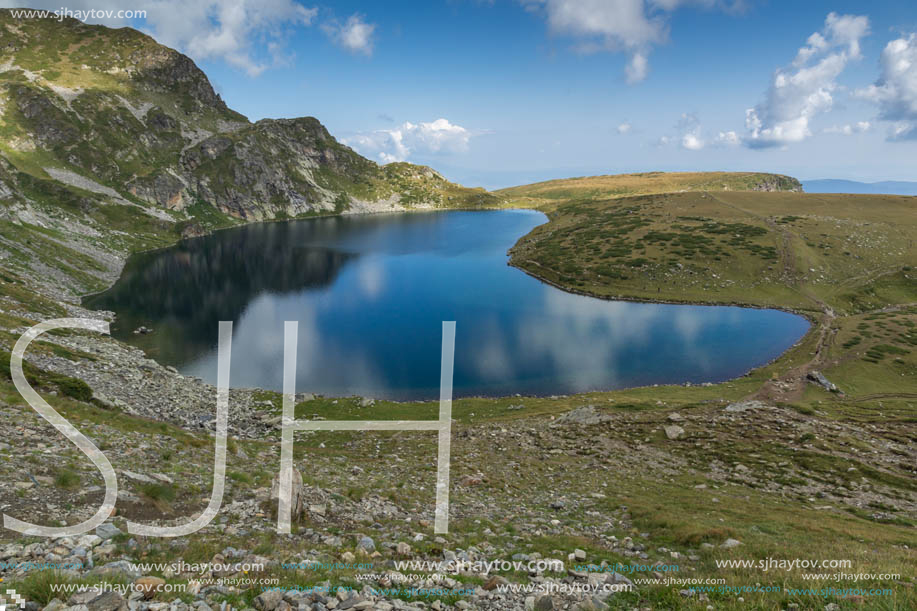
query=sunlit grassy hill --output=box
[496,171,802,209]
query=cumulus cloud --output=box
[744,12,869,149]
[855,34,917,140]
[322,14,377,56]
[343,118,472,163]
[715,130,739,145]
[677,112,704,150]
[652,112,711,149]
[10,0,319,77]
[823,121,871,135]
[616,121,632,134]
[681,132,703,150]
[156,0,318,76]
[625,50,650,84]
[523,0,742,84]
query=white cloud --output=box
[8,0,318,77]
[855,34,917,140]
[677,112,704,150]
[743,12,869,149]
[681,132,704,150]
[524,0,662,83]
[652,112,709,149]
[522,0,744,84]
[343,118,472,163]
[715,130,739,145]
[616,121,632,134]
[625,50,650,83]
[322,14,377,56]
[650,0,744,11]
[823,121,871,135]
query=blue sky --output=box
[9,0,917,188]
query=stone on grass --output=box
[254,590,284,611]
[95,523,122,541]
[86,591,126,611]
[134,576,166,599]
[664,425,685,440]
[534,594,555,610]
[269,467,304,523]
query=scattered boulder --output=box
[555,406,609,426]
[807,370,839,393]
[95,523,122,541]
[254,590,284,611]
[86,591,126,611]
[720,538,743,549]
[68,592,100,606]
[460,475,483,487]
[92,560,141,579]
[134,576,165,599]
[534,595,556,611]
[121,470,158,484]
[664,425,685,440]
[725,400,767,413]
[357,536,376,554]
[483,575,509,590]
[269,467,304,522]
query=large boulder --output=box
[664,425,685,440]
[269,467,304,522]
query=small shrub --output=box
[51,374,93,401]
[139,482,176,503]
[228,471,252,484]
[54,468,80,489]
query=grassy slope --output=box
[491,175,916,607]
[505,187,917,402]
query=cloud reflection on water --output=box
[90,210,810,400]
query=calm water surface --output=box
[86,210,810,399]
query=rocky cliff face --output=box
[0,9,492,225]
[751,174,803,192]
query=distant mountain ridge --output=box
[803,179,917,196]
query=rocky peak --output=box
[0,9,494,224]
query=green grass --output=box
[53,468,80,489]
[138,482,176,506]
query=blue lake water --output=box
[85,210,810,400]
